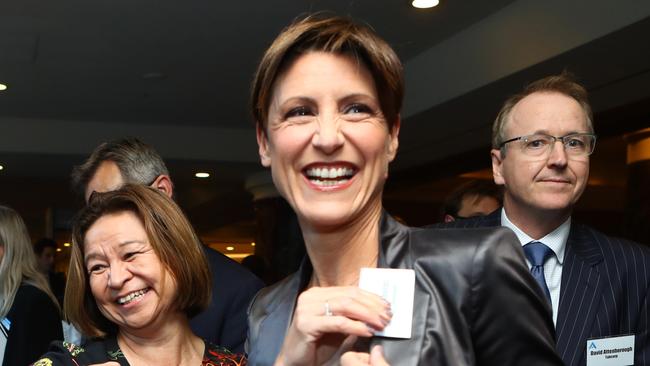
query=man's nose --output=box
[547,140,568,168]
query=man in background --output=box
[70,137,264,353]
[441,179,502,223]
[440,74,650,366]
[33,238,66,306]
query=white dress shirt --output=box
[501,209,570,326]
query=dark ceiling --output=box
[1,1,649,245]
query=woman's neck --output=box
[117,313,203,366]
[301,201,382,287]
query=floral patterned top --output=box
[31,336,246,366]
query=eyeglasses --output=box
[499,133,597,157]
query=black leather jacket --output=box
[246,212,563,365]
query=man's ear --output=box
[256,124,272,167]
[387,116,401,162]
[443,214,456,223]
[151,174,174,198]
[491,149,505,186]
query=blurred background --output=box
[1,0,648,277]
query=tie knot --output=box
[523,241,553,266]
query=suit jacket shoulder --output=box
[190,246,264,353]
[391,223,560,365]
[557,223,650,366]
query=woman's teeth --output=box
[117,289,148,305]
[305,166,355,187]
[305,167,355,180]
[311,179,349,187]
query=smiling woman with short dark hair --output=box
[246,14,564,366]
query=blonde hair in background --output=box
[0,205,60,318]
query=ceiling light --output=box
[56,248,62,252]
[251,242,256,247]
[195,172,210,178]
[63,242,71,247]
[226,246,234,251]
[0,165,3,171]
[412,0,439,8]
[0,83,7,91]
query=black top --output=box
[191,245,264,353]
[32,337,247,366]
[247,212,563,365]
[3,284,62,366]
[47,271,66,307]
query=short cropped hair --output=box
[70,138,170,199]
[251,13,403,132]
[65,184,210,338]
[442,179,503,219]
[492,73,594,151]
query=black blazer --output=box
[246,212,563,365]
[433,209,650,366]
[3,284,63,366]
[191,246,264,353]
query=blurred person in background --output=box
[0,205,62,366]
[441,179,502,223]
[34,237,67,305]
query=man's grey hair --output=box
[71,137,170,199]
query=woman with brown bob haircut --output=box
[33,185,246,365]
[247,13,562,366]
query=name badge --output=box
[359,268,415,339]
[586,334,635,366]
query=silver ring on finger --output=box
[324,300,333,316]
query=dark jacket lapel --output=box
[250,260,310,365]
[370,213,430,365]
[555,224,604,366]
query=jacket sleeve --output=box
[470,227,563,365]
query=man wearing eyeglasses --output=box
[439,74,650,366]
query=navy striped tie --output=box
[523,241,553,304]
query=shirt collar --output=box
[501,209,569,264]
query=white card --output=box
[358,268,415,339]
[586,334,635,366]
